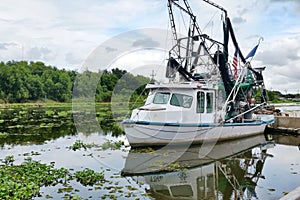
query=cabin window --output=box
[170,93,193,108]
[197,91,205,113]
[154,185,170,196]
[153,92,170,104]
[170,185,193,197]
[206,92,214,113]
[145,90,155,105]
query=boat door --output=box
[197,90,215,123]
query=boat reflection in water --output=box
[122,135,275,199]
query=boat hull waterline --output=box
[123,119,273,147]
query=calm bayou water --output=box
[0,104,300,199]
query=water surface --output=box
[0,104,299,199]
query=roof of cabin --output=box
[146,82,200,89]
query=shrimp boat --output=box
[122,0,274,147]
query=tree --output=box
[0,60,150,103]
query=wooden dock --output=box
[266,116,300,134]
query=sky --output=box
[0,0,300,93]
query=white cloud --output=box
[0,42,17,50]
[26,47,54,61]
[65,52,83,65]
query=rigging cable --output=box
[180,7,188,32]
[202,10,218,32]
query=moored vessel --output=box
[122,0,274,147]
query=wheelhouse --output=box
[131,83,218,124]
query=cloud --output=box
[0,0,167,69]
[132,38,160,48]
[65,52,82,65]
[270,0,300,5]
[0,42,17,50]
[256,36,300,66]
[269,0,300,13]
[255,33,300,93]
[232,17,246,24]
[109,49,167,81]
[26,47,53,60]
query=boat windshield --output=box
[153,92,170,104]
[170,93,193,108]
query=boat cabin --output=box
[130,83,222,124]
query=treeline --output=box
[0,61,150,103]
[267,90,300,103]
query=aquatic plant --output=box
[0,157,69,199]
[75,168,105,186]
[0,132,8,138]
[69,140,88,151]
[101,140,124,150]
[0,156,113,199]
[1,155,14,166]
[58,111,68,117]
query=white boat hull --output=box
[123,120,270,147]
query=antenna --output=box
[150,70,156,81]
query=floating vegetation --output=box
[68,140,100,151]
[57,186,74,193]
[101,140,124,150]
[125,185,139,191]
[0,103,126,146]
[45,110,55,116]
[22,151,41,156]
[45,194,54,199]
[58,111,68,117]
[1,155,14,166]
[0,156,115,200]
[0,157,69,199]
[0,104,148,199]
[69,140,88,151]
[100,194,118,200]
[69,195,82,200]
[0,132,8,138]
[75,168,106,186]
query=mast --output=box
[167,0,179,54]
[168,0,202,39]
[166,0,206,81]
